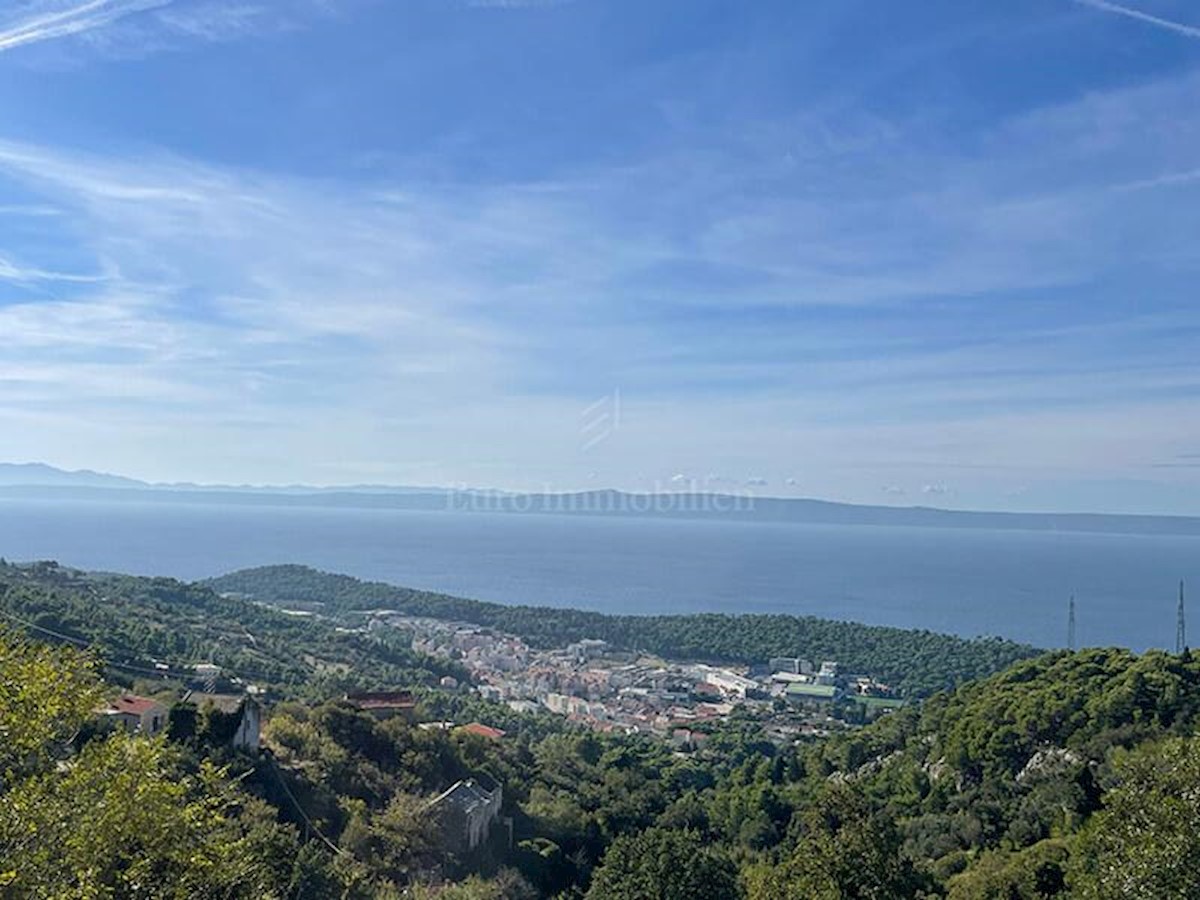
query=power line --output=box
[0,606,296,685]
[0,607,94,648]
[0,608,179,678]
[262,751,348,857]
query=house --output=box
[344,690,417,721]
[100,694,168,736]
[184,691,261,751]
[428,776,503,854]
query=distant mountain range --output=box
[4,462,1200,537]
[0,462,147,490]
[0,462,441,495]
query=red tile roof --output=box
[458,722,506,740]
[111,695,163,716]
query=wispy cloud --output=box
[1072,0,1200,40]
[1112,167,1200,192]
[153,3,271,40]
[1,4,1199,498]
[0,0,350,60]
[0,203,62,216]
[1,70,1198,490]
[0,252,106,283]
[0,0,170,53]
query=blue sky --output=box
[1,0,1200,512]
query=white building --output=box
[695,665,760,699]
[100,694,168,736]
[816,660,839,686]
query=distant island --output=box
[0,461,439,495]
[5,461,1200,537]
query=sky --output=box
[1,0,1200,513]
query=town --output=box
[369,611,905,742]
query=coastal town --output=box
[367,612,905,741]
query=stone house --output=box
[427,776,503,854]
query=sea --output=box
[1,495,1196,652]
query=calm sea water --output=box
[1,496,1196,651]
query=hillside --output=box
[0,559,462,695]
[797,647,1200,897]
[5,588,1200,897]
[206,564,1039,697]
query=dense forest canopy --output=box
[207,564,1039,696]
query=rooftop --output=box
[458,722,506,740]
[429,777,498,814]
[109,694,164,716]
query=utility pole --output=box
[1067,595,1076,652]
[1177,580,1186,655]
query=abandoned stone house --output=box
[427,775,503,854]
[182,690,262,751]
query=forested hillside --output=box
[0,560,463,695]
[798,647,1200,898]
[6,601,1200,897]
[207,564,1038,696]
[4,561,1200,896]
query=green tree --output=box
[1070,737,1200,899]
[0,626,104,783]
[745,787,922,900]
[0,732,290,898]
[945,840,1068,899]
[585,827,739,900]
[410,870,538,899]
